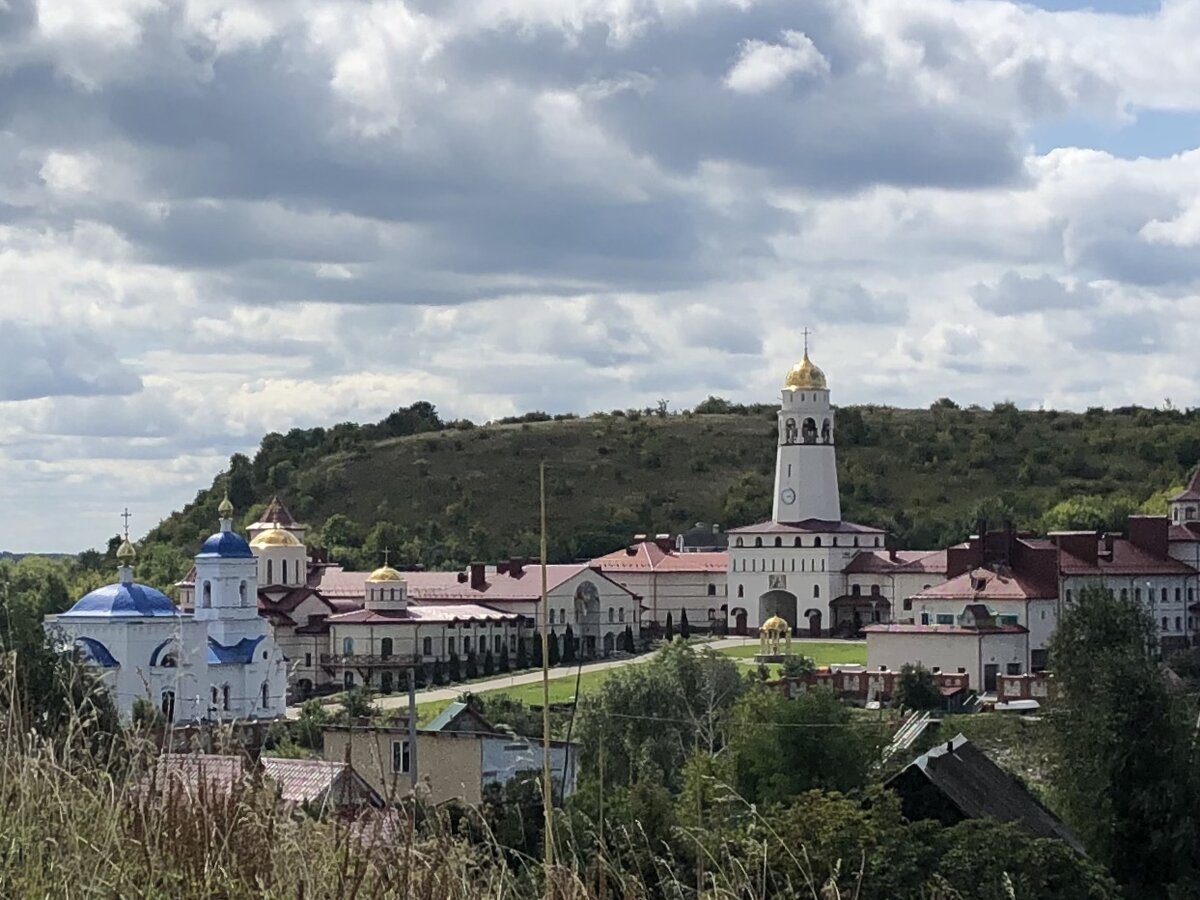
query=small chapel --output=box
[45,498,289,724]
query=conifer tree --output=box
[484,649,495,677]
[519,636,532,669]
[548,632,561,666]
[563,625,577,663]
[448,650,462,682]
[499,642,510,673]
[531,634,543,667]
[680,608,690,639]
[466,651,479,679]
[665,612,675,640]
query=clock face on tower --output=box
[780,488,796,504]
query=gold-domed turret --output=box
[250,527,302,548]
[366,565,405,584]
[784,351,827,391]
[116,539,137,563]
[218,492,234,518]
[761,615,790,632]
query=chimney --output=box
[496,561,510,575]
[712,523,720,534]
[469,562,486,590]
[510,558,525,577]
[654,534,672,553]
[633,533,647,543]
[625,545,638,556]
[1127,516,1168,558]
[456,571,468,584]
[1049,531,1098,567]
[1102,533,1114,557]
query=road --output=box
[288,636,864,716]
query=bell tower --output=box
[773,334,841,523]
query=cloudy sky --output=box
[2,0,1200,551]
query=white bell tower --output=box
[773,334,841,523]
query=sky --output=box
[2,0,1200,552]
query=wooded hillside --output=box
[139,398,1200,585]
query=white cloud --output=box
[724,30,830,94]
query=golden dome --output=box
[217,493,234,518]
[116,539,137,562]
[784,351,827,391]
[366,565,405,584]
[761,615,790,632]
[250,527,302,548]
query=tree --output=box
[531,634,542,668]
[547,632,561,667]
[679,608,690,639]
[729,686,878,806]
[498,642,510,673]
[780,654,816,679]
[562,625,576,664]
[483,649,495,677]
[895,663,941,710]
[665,612,675,640]
[432,657,447,685]
[292,699,330,749]
[1048,585,1200,896]
[465,651,479,680]
[340,686,374,720]
[517,636,530,670]
[448,651,461,682]
[623,624,635,653]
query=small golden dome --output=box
[761,615,790,632]
[366,565,405,584]
[116,539,137,562]
[784,351,827,391]
[218,493,234,518]
[250,527,302,548]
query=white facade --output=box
[865,625,1029,692]
[47,509,288,724]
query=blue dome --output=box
[61,582,179,618]
[198,530,254,559]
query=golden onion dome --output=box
[366,565,405,584]
[217,493,234,518]
[250,527,302,548]
[116,539,137,562]
[784,351,827,391]
[761,615,790,632]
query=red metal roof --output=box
[863,623,1028,635]
[327,604,523,625]
[592,542,727,573]
[915,568,1057,602]
[727,518,885,535]
[1058,539,1196,576]
[1169,523,1200,542]
[1171,468,1200,502]
[842,549,948,575]
[251,496,300,528]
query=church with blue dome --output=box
[46,497,288,724]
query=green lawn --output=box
[410,667,617,724]
[719,641,866,667]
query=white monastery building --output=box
[46,498,288,724]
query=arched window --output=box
[813,585,820,598]
[1066,589,1073,603]
[814,537,822,547]
[422,636,433,656]
[737,585,744,598]
[853,537,859,547]
[343,637,354,656]
[266,559,273,583]
[851,585,861,597]
[774,537,782,548]
[875,537,881,547]
[211,686,218,707]
[821,560,825,572]
[282,560,289,584]
[1175,616,1182,632]
[261,683,270,708]
[222,685,230,711]
[1176,588,1182,602]
[1162,588,1169,603]
[464,636,472,653]
[1135,588,1142,602]
[608,607,615,623]
[707,584,716,596]
[202,582,211,608]
[1120,588,1128,601]
[380,638,393,658]
[832,537,839,547]
[1162,616,1169,632]
[239,581,247,604]
[794,537,802,547]
[161,690,175,723]
[735,537,744,548]
[754,537,763,548]
[618,607,625,622]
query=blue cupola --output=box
[196,493,253,559]
[61,538,179,617]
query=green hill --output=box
[143,399,1200,586]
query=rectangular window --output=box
[392,740,411,774]
[1006,663,1021,675]
[999,615,1019,626]
[935,614,954,625]
[304,653,312,667]
[447,637,455,655]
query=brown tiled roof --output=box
[1171,468,1200,502]
[1169,523,1200,542]
[251,496,300,529]
[914,568,1057,602]
[314,563,637,604]
[728,518,885,535]
[592,542,727,573]
[1058,539,1196,576]
[260,758,381,807]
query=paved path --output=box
[287,636,864,716]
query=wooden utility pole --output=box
[408,662,418,789]
[540,461,555,897]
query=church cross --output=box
[121,507,131,540]
[802,327,812,355]
[382,548,391,566]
